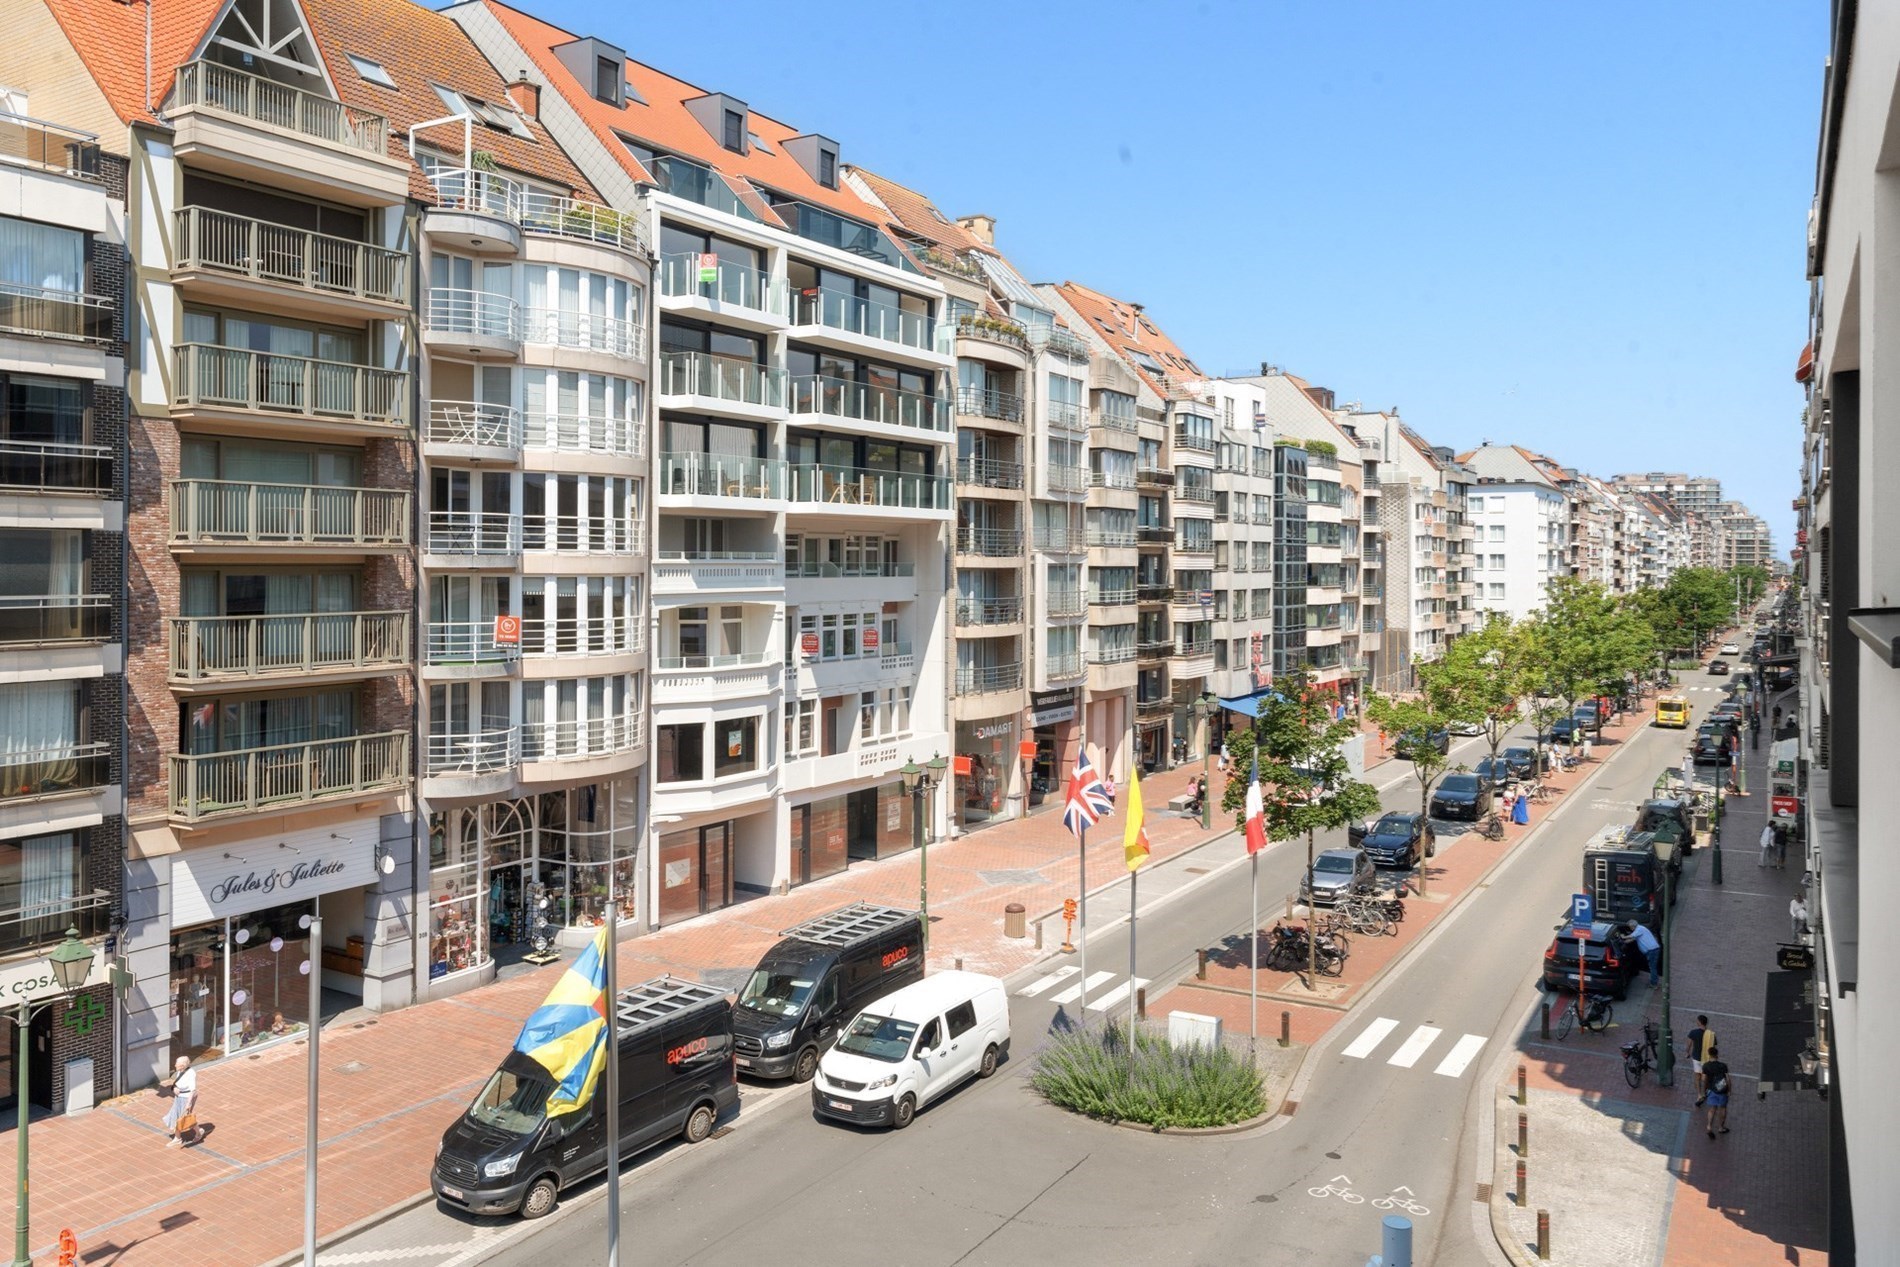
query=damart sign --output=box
[173,823,379,923]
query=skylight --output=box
[747,132,774,154]
[347,54,395,89]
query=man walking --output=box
[1686,1015,1716,1106]
[163,1056,199,1148]
[1702,1046,1731,1138]
[1791,894,1809,940]
[1773,819,1790,869]
[1619,919,1663,988]
[1759,822,1776,867]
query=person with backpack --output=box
[1703,1046,1732,1138]
[1685,1015,1716,1106]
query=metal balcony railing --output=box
[426,400,520,451]
[0,281,112,343]
[523,412,642,458]
[657,251,788,316]
[788,464,952,510]
[794,289,934,352]
[522,515,642,554]
[661,351,786,410]
[1045,651,1086,679]
[1137,640,1172,662]
[954,386,1025,424]
[954,663,1023,694]
[0,438,112,494]
[1137,583,1174,602]
[176,206,407,304]
[953,313,1029,350]
[1089,588,1136,606]
[1089,470,1137,491]
[791,374,949,432]
[170,610,408,681]
[0,596,111,646]
[653,650,775,672]
[1047,465,1088,494]
[783,556,912,579]
[425,619,511,666]
[172,480,410,546]
[426,512,520,556]
[1088,645,1138,665]
[174,343,407,426]
[1137,693,1172,714]
[520,714,643,762]
[1136,466,1175,487]
[427,727,517,777]
[1047,589,1085,618]
[426,287,519,341]
[1175,484,1214,505]
[1137,524,1174,544]
[1033,527,1082,552]
[1043,401,1088,435]
[661,453,787,500]
[1093,409,1138,434]
[955,596,1024,626]
[0,889,110,957]
[0,110,100,181]
[1172,426,1215,453]
[169,731,409,821]
[0,743,110,801]
[522,308,645,359]
[518,616,643,657]
[1027,325,1092,361]
[955,526,1023,556]
[429,170,647,254]
[172,62,389,152]
[1175,535,1215,555]
[1085,528,1137,548]
[956,456,1025,490]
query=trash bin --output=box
[1004,903,1026,939]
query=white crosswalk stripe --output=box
[1049,971,1116,1005]
[1019,966,1079,997]
[1387,1025,1442,1068]
[1433,1033,1488,1078]
[1342,1017,1400,1060]
[1085,977,1150,1013]
[1339,1016,1490,1079]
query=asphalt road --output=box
[322,686,1738,1267]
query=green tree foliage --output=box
[1646,567,1739,657]
[1418,614,1531,774]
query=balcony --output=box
[1137,583,1174,603]
[520,714,643,764]
[654,552,785,596]
[0,281,112,345]
[0,596,111,647]
[1047,588,1085,618]
[0,742,110,803]
[651,652,780,703]
[1085,527,1136,548]
[1034,527,1083,553]
[1137,640,1172,664]
[524,411,643,460]
[425,512,520,559]
[1175,536,1215,556]
[518,617,642,660]
[660,453,787,503]
[425,400,521,457]
[170,611,408,684]
[424,619,512,671]
[0,110,101,182]
[953,312,1030,356]
[790,375,949,434]
[1089,588,1135,607]
[427,170,646,258]
[880,641,917,674]
[424,287,520,356]
[1136,693,1171,717]
[954,386,1025,426]
[1136,466,1175,488]
[954,663,1023,695]
[426,728,517,780]
[167,63,403,203]
[174,206,407,314]
[1089,645,1138,666]
[0,427,112,496]
[168,731,410,823]
[955,526,1023,556]
[1172,426,1215,454]
[173,343,408,433]
[660,351,786,416]
[0,889,110,959]
[1027,325,1092,362]
[522,308,645,360]
[173,61,386,152]
[1047,466,1088,495]
[172,480,410,550]
[786,464,952,514]
[1175,485,1215,506]
[956,456,1024,491]
[1093,409,1139,435]
[791,289,936,359]
[1137,524,1174,545]
[1045,651,1085,680]
[955,596,1024,626]
[1089,470,1136,491]
[523,516,642,557]
[657,251,788,328]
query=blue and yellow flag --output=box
[511,925,612,1117]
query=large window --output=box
[0,830,88,948]
[183,687,355,754]
[713,716,760,776]
[0,681,87,796]
[658,723,704,782]
[0,528,94,644]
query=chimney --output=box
[957,214,996,245]
[505,75,539,120]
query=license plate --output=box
[735,1056,751,1067]
[830,1099,852,1112]
[440,1186,463,1201]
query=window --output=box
[722,110,745,151]
[1490,524,1505,542]
[1469,495,1484,512]
[946,1001,977,1038]
[594,56,619,104]
[346,54,396,89]
[714,716,759,776]
[657,723,704,782]
[818,148,837,188]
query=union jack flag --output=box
[1062,751,1114,839]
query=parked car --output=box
[1300,848,1377,906]
[1541,918,1644,999]
[1430,771,1495,821]
[1547,717,1582,745]
[1708,659,1730,675]
[1447,719,1485,737]
[1692,731,1730,764]
[1502,746,1545,778]
[1395,728,1451,758]
[1474,755,1513,785]
[1720,642,1740,655]
[812,971,1010,1130]
[1358,812,1435,867]
[1634,797,1696,848]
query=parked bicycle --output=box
[1622,1019,1662,1087]
[1336,895,1394,936]
[1475,812,1506,841]
[1555,991,1614,1040]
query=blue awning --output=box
[1218,689,1279,718]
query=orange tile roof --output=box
[1052,281,1204,399]
[849,168,987,256]
[43,0,225,126]
[301,0,597,204]
[480,0,906,239]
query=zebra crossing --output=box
[1340,1016,1490,1079]
[1017,966,1151,1013]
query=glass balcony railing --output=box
[660,351,786,409]
[169,731,410,822]
[956,457,1024,490]
[0,281,112,344]
[773,201,919,273]
[0,110,101,181]
[1084,527,1137,548]
[1048,465,1088,494]
[172,61,388,153]
[172,480,410,547]
[954,386,1024,424]
[650,155,762,223]
[0,743,110,799]
[0,889,109,958]
[787,464,952,511]
[426,400,521,451]
[955,596,1023,626]
[658,251,787,316]
[954,663,1023,695]
[174,343,407,427]
[522,307,645,358]
[0,439,112,494]
[1026,325,1092,361]
[0,595,111,646]
[523,412,642,458]
[790,375,948,432]
[176,205,407,304]
[427,727,517,777]
[170,610,408,682]
[792,288,932,351]
[426,287,519,341]
[660,453,787,500]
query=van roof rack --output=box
[613,976,728,1031]
[778,902,918,948]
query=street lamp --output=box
[12,928,94,1267]
[900,755,949,950]
[1192,692,1220,829]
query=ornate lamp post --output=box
[12,928,95,1267]
[1193,692,1220,828]
[900,755,949,949]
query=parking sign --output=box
[1570,893,1594,929]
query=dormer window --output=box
[722,109,745,151]
[595,56,619,105]
[818,148,837,189]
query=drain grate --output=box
[1281,1100,1298,1116]
[1475,1182,1492,1203]
[709,1125,734,1140]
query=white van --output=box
[811,970,1010,1129]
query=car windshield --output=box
[1505,748,1531,759]
[465,1067,551,1136]
[1315,855,1357,873]
[1440,774,1480,792]
[1371,814,1410,835]
[833,1013,919,1063]
[736,968,816,1018]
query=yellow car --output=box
[1655,696,1689,728]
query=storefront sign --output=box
[972,720,1015,740]
[800,632,820,656]
[173,823,379,923]
[1028,689,1076,728]
[0,946,106,1005]
[1771,795,1800,819]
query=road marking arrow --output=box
[1330,1174,1352,1185]
[1391,1185,1413,1196]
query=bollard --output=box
[1712,841,1724,886]
[1540,1002,1550,1040]
[1003,902,1027,939]
[1197,948,1208,980]
[955,957,963,971]
[1518,1111,1528,1157]
[1034,920,1044,950]
[1135,986,1147,1021]
[1536,1209,1550,1260]
[1379,1215,1414,1267]
[1518,1063,1528,1105]
[1280,1010,1291,1048]
[1516,1159,1527,1206]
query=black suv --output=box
[1541,918,1643,999]
[1502,746,1545,778]
[1358,812,1435,867]
[1430,772,1494,821]
[1395,728,1451,759]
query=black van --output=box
[733,903,924,1082]
[431,977,737,1220]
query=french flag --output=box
[1245,751,1267,855]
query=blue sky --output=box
[528,0,1822,551]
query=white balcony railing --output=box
[520,714,643,762]
[426,400,521,451]
[427,727,517,777]
[428,169,648,256]
[522,412,643,458]
[172,61,388,153]
[176,205,407,304]
[426,287,520,341]
[522,308,645,359]
[172,480,410,546]
[426,512,520,556]
[174,343,407,426]
[425,619,511,666]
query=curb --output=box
[256,1189,439,1267]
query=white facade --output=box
[1466,484,1566,621]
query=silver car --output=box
[1301,848,1376,906]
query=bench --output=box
[1167,794,1196,813]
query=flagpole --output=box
[604,907,620,1267]
[1077,720,1089,1019]
[1127,865,1138,1038]
[1250,853,1259,1055]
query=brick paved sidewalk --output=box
[1488,653,1829,1266]
[0,761,1249,1266]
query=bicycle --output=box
[1621,1020,1661,1088]
[1475,812,1506,841]
[1554,992,1614,1041]
[1336,897,1392,937]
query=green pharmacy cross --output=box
[62,993,105,1037]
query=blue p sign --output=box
[1571,893,1594,928]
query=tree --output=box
[1728,565,1770,611]
[1650,568,1738,659]
[1364,693,1454,894]
[1526,578,1652,736]
[1219,670,1382,982]
[1419,614,1532,780]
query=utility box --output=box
[63,1056,94,1115]
[1168,1011,1222,1051]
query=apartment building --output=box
[455,3,953,892]
[1368,422,1457,685]
[1716,500,1774,572]
[0,75,126,1112]
[1457,444,1570,621]
[1610,471,1729,570]
[1190,377,1278,713]
[1333,409,1387,693]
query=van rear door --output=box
[939,998,983,1089]
[617,1030,673,1153]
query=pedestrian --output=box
[1581,732,1592,763]
[1619,919,1663,987]
[162,1056,199,1148]
[1773,820,1789,868]
[1686,1015,1716,1105]
[1702,1046,1732,1138]
[1773,705,1783,733]
[1103,773,1116,804]
[1790,893,1809,940]
[1759,822,1776,868]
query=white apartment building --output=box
[1459,444,1570,622]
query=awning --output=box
[1218,688,1279,718]
[1759,966,1820,1094]
[1795,341,1814,384]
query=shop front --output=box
[790,782,913,881]
[953,715,1018,832]
[1026,690,1078,813]
[1136,718,1169,774]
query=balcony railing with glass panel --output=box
[788,464,952,511]
[0,889,110,957]
[1135,465,1174,487]
[1089,469,1136,491]
[519,616,643,658]
[955,596,1023,626]
[169,730,410,821]
[774,200,919,273]
[172,62,389,153]
[1085,527,1136,548]
[523,411,642,458]
[0,281,112,344]
[171,610,408,682]
[426,287,520,342]
[176,206,406,304]
[425,619,511,668]
[0,596,111,647]
[1137,640,1172,663]
[660,453,786,500]
[792,289,933,353]
[172,480,411,547]
[956,457,1024,490]
[1047,588,1085,618]
[520,714,642,762]
[1088,644,1137,665]
[427,727,517,778]
[790,375,949,433]
[955,526,1023,556]
[1137,582,1174,602]
[0,110,101,181]
[954,386,1024,425]
[650,155,763,222]
[428,169,648,254]
[426,400,521,452]
[173,343,408,428]
[1026,325,1092,361]
[954,663,1023,695]
[1044,402,1088,437]
[0,439,112,494]
[425,512,520,557]
[1045,651,1085,679]
[658,251,788,318]
[660,351,786,410]
[1137,524,1174,544]
[522,308,645,358]
[1047,465,1088,494]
